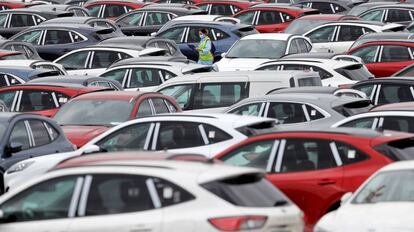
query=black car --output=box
[0,112,74,193]
[28,75,124,90]
[11,23,119,60]
[99,36,186,57]
[40,16,125,37]
[116,5,205,36]
[0,9,74,39]
[28,4,90,17]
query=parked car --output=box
[349,32,414,51]
[195,0,257,15]
[225,93,372,126]
[155,20,257,61]
[53,91,181,147]
[156,70,322,111]
[0,40,42,60]
[116,5,205,36]
[11,24,119,60]
[303,21,405,53]
[347,2,391,16]
[0,60,67,76]
[268,86,368,98]
[0,9,74,39]
[84,0,148,19]
[315,160,414,232]
[0,112,74,194]
[357,4,414,26]
[28,4,90,17]
[283,14,361,35]
[28,75,123,91]
[347,40,414,77]
[216,128,414,230]
[0,66,60,87]
[100,56,213,91]
[0,152,303,232]
[233,4,319,33]
[216,33,312,71]
[256,58,373,87]
[352,77,414,105]
[393,62,414,76]
[295,0,362,14]
[0,84,110,117]
[0,1,36,11]
[282,52,363,63]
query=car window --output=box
[156,121,205,150]
[360,9,384,21]
[378,84,413,105]
[10,14,36,27]
[70,31,86,43]
[4,44,35,59]
[311,66,333,79]
[137,99,152,118]
[14,30,42,45]
[0,14,7,28]
[151,98,169,114]
[145,12,170,26]
[257,10,282,25]
[306,26,336,43]
[103,4,128,18]
[186,26,204,43]
[9,120,30,150]
[28,120,51,147]
[56,51,89,69]
[158,84,193,109]
[220,140,275,170]
[311,2,334,14]
[350,45,379,63]
[280,139,337,172]
[267,102,307,124]
[72,8,88,16]
[100,68,126,86]
[395,65,414,76]
[305,105,324,120]
[210,28,229,41]
[129,68,163,88]
[159,27,185,43]
[331,3,346,13]
[288,39,299,54]
[44,30,72,45]
[19,90,58,112]
[339,117,376,129]
[44,121,59,141]
[91,51,122,69]
[228,102,263,116]
[337,26,365,42]
[97,123,151,152]
[0,176,78,223]
[202,123,232,144]
[353,84,375,99]
[386,9,412,23]
[335,141,368,165]
[381,45,411,62]
[85,175,154,216]
[381,116,414,133]
[234,10,256,25]
[87,4,102,17]
[164,99,178,112]
[297,38,311,53]
[152,177,194,207]
[194,83,247,109]
[210,4,233,15]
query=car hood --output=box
[62,125,110,148]
[216,58,271,71]
[330,203,414,231]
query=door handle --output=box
[317,179,336,186]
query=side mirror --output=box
[221,52,227,58]
[6,142,22,155]
[340,192,353,205]
[80,144,101,155]
[150,32,157,37]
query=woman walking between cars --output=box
[196,29,214,65]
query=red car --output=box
[233,4,319,33]
[0,1,36,10]
[84,0,148,20]
[0,84,107,117]
[196,0,257,15]
[348,40,414,77]
[215,128,414,231]
[52,91,181,148]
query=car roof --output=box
[0,49,22,56]
[161,19,244,27]
[71,90,158,101]
[110,56,190,67]
[371,3,414,9]
[282,52,337,59]
[262,58,357,68]
[380,160,414,172]
[269,86,339,94]
[27,75,123,89]
[26,23,100,31]
[86,0,145,4]
[358,32,414,40]
[370,102,414,112]
[250,3,315,10]
[41,16,102,24]
[295,14,349,20]
[319,20,388,27]
[1,8,70,15]
[355,76,414,84]
[98,36,154,47]
[0,112,22,122]
[241,33,293,40]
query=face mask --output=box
[199,34,204,39]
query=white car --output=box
[315,160,414,232]
[215,33,312,71]
[0,152,304,232]
[4,113,277,190]
[255,58,373,87]
[332,110,414,133]
[304,21,405,53]
[53,46,166,76]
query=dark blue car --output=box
[154,20,257,61]
[0,113,74,193]
[10,24,120,61]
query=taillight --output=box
[208,215,267,231]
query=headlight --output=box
[7,161,35,174]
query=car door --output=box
[0,176,82,232]
[331,25,373,53]
[4,13,38,39]
[141,11,174,35]
[89,50,129,76]
[67,174,162,232]
[375,45,414,77]
[384,8,413,25]
[55,50,91,75]
[116,11,144,36]
[255,10,291,33]
[305,25,337,52]
[349,45,381,76]
[268,138,344,226]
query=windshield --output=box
[334,64,373,81]
[353,170,414,204]
[226,39,287,59]
[284,19,329,35]
[54,100,134,126]
[374,138,414,161]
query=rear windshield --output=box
[297,76,322,87]
[334,64,373,81]
[333,101,373,117]
[201,174,289,207]
[374,138,414,161]
[233,26,258,38]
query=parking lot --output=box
[0,0,412,231]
